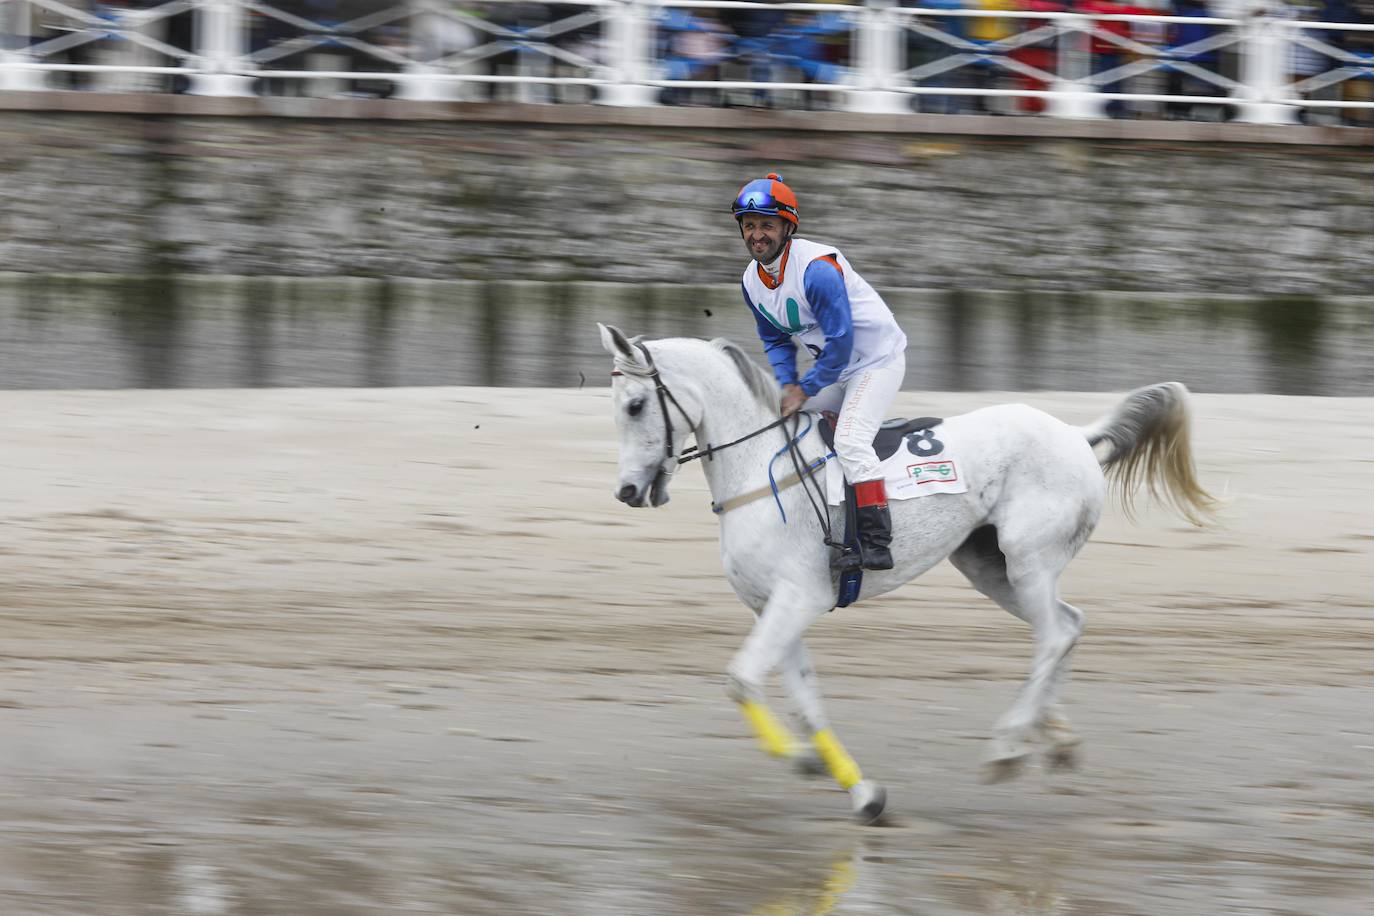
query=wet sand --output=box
[1,387,1372,915]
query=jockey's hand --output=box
[780,383,808,418]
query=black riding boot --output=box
[854,480,894,571]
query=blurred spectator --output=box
[660,8,731,106]
[249,0,407,99]
[905,0,973,114]
[252,0,349,97]
[487,2,551,102]
[1077,0,1137,117]
[1010,0,1064,114]
[1124,0,1169,118]
[299,1,354,99]
[1281,0,1337,123]
[5,0,1374,119]
[1166,0,1225,119]
[413,0,483,99]
[89,1,185,94]
[550,2,605,104]
[773,5,851,110]
[720,0,788,107]
[22,0,96,90]
[1343,0,1374,123]
[1312,0,1361,123]
[967,0,1019,113]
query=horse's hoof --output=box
[793,751,828,778]
[849,780,886,824]
[981,753,1029,784]
[1046,743,1080,772]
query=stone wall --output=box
[1,107,1372,293]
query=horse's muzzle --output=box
[616,469,671,508]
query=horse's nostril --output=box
[617,484,638,503]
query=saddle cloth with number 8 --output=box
[820,415,970,506]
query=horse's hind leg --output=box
[949,527,1084,781]
[1039,600,1085,770]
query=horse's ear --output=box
[598,323,650,370]
[598,323,635,359]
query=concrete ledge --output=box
[3,91,1374,147]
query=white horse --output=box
[599,324,1216,823]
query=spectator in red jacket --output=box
[1076,0,1138,116]
[1011,0,1065,114]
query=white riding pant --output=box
[806,351,907,484]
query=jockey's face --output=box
[738,215,792,264]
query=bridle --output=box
[612,344,839,549]
[612,342,787,474]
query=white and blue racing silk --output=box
[741,237,907,397]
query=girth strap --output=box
[712,455,831,515]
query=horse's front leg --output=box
[726,584,886,823]
[778,639,830,776]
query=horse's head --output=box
[599,323,698,508]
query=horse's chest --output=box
[718,520,829,611]
[718,534,776,610]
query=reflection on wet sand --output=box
[741,844,858,916]
[741,840,1074,916]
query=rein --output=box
[679,416,788,465]
[612,345,836,540]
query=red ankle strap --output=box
[854,479,887,508]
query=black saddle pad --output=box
[817,415,944,462]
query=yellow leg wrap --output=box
[739,700,799,758]
[812,729,862,789]
[818,857,858,908]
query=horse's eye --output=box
[627,399,645,417]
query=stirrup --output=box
[831,546,862,573]
[860,545,894,572]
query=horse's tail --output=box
[1080,382,1219,527]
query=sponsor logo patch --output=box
[907,460,959,485]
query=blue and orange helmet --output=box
[731,172,799,226]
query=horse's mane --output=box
[618,334,778,412]
[707,337,779,410]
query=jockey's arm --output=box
[797,258,854,397]
[745,282,801,388]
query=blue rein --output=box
[767,413,835,524]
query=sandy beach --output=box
[1,386,1372,915]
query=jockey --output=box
[732,172,909,571]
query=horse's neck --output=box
[693,383,819,502]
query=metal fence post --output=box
[597,0,657,105]
[1,1,47,90]
[189,0,255,96]
[845,0,909,114]
[1234,12,1296,124]
[1046,14,1104,119]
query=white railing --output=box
[1,0,1372,122]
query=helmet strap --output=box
[761,236,792,276]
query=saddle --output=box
[816,413,944,609]
[816,414,944,462]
